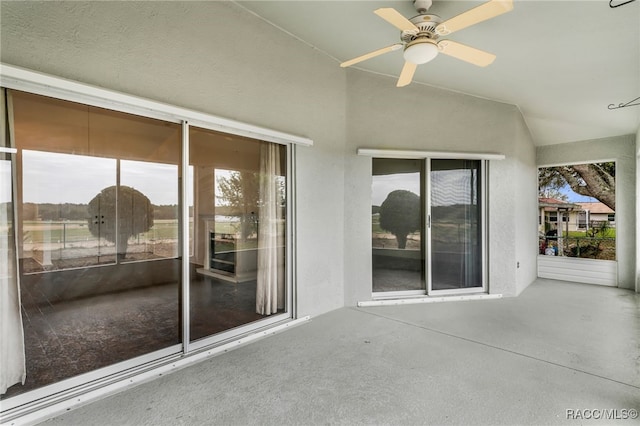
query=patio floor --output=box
[44,278,640,425]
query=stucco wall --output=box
[0,1,347,318]
[513,111,539,295]
[636,125,640,293]
[537,135,636,290]
[343,70,538,303]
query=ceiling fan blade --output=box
[340,44,403,68]
[374,8,419,32]
[397,61,418,87]
[438,40,496,67]
[436,0,513,35]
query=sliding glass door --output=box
[371,158,485,296]
[1,88,293,401]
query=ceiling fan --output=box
[340,0,513,87]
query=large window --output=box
[1,88,293,403]
[538,162,616,260]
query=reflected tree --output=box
[216,171,259,240]
[87,185,153,260]
[216,169,286,242]
[379,190,420,249]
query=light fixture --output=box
[403,40,438,64]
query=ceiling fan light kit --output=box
[403,40,439,64]
[340,0,514,87]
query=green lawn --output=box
[563,229,616,238]
[22,219,245,245]
[23,220,183,243]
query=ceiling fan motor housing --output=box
[401,14,443,43]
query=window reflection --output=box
[21,150,117,272]
[189,127,287,342]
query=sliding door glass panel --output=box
[189,127,287,342]
[5,90,181,397]
[371,158,424,292]
[430,159,482,291]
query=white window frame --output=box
[360,148,502,298]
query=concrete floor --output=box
[45,279,640,425]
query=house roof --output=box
[539,197,568,205]
[575,202,615,214]
[538,198,580,210]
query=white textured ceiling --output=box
[236,0,640,146]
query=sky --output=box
[560,184,598,203]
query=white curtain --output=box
[0,89,26,394]
[256,142,284,315]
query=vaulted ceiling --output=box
[236,0,640,146]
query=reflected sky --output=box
[372,173,420,206]
[23,150,180,205]
[121,159,178,206]
[372,170,478,207]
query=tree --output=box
[379,190,421,249]
[537,187,569,202]
[538,162,615,210]
[87,185,153,260]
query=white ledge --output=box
[358,293,503,307]
[357,148,505,160]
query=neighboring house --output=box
[575,202,616,229]
[538,197,581,233]
[539,198,616,233]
